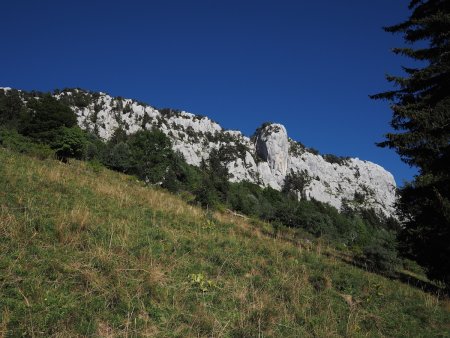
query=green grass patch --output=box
[0,148,449,337]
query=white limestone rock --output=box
[9,88,396,217]
[254,124,289,185]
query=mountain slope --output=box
[1,87,397,217]
[0,149,448,337]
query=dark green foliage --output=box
[19,94,77,143]
[180,148,400,273]
[397,176,450,283]
[0,89,24,128]
[194,176,222,209]
[226,176,399,272]
[1,91,91,163]
[52,127,87,161]
[402,258,425,276]
[83,133,108,161]
[228,181,277,217]
[159,108,182,118]
[123,103,132,114]
[282,170,312,199]
[208,149,231,199]
[194,150,230,208]
[71,91,91,108]
[323,154,350,165]
[361,230,401,275]
[141,113,152,128]
[87,159,104,173]
[289,140,305,157]
[162,152,201,193]
[217,143,247,163]
[0,128,54,159]
[82,127,202,195]
[4,92,89,162]
[307,147,320,155]
[353,191,366,204]
[58,88,93,108]
[371,0,450,284]
[251,121,273,141]
[126,130,174,184]
[95,128,194,189]
[109,127,128,145]
[105,142,132,173]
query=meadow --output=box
[1,149,449,337]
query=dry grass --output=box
[0,309,10,338]
[0,149,449,337]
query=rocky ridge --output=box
[3,87,397,216]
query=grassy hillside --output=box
[0,149,449,337]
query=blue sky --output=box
[1,0,417,185]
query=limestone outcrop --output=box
[2,87,397,217]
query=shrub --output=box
[83,134,107,161]
[361,230,401,275]
[127,129,174,184]
[194,175,221,208]
[228,182,263,216]
[109,127,128,145]
[19,94,77,143]
[282,170,312,199]
[162,153,201,193]
[52,127,87,161]
[307,147,320,155]
[0,128,54,159]
[0,89,23,128]
[323,154,349,165]
[402,258,425,276]
[354,191,366,204]
[106,142,132,173]
[289,140,305,157]
[87,159,104,173]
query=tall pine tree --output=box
[371,0,450,284]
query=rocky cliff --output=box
[3,87,397,216]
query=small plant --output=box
[88,159,103,173]
[189,273,216,292]
[364,283,385,304]
[402,258,425,276]
[202,219,216,230]
[289,139,306,157]
[309,274,332,292]
[354,191,366,204]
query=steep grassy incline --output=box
[0,149,449,337]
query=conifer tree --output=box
[371,0,450,284]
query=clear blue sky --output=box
[1,0,418,185]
